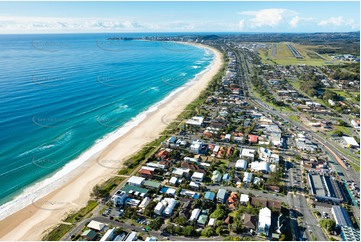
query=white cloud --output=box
[318,16,359,29]
[238,19,245,30]
[238,8,297,28]
[289,16,314,28]
[0,15,145,33]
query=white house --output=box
[259,147,279,163]
[186,116,204,126]
[169,177,179,185]
[190,140,203,154]
[163,198,177,216]
[138,197,151,209]
[87,220,106,232]
[100,228,115,242]
[189,181,201,190]
[127,176,145,187]
[240,194,249,204]
[240,148,256,161]
[189,208,201,221]
[257,207,272,235]
[154,202,165,215]
[125,232,138,241]
[251,162,270,173]
[172,168,190,178]
[243,172,253,183]
[212,170,222,183]
[235,159,247,170]
[191,172,204,182]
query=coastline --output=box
[0,42,223,240]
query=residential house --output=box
[257,207,272,235]
[197,214,208,227]
[251,197,267,207]
[191,172,204,182]
[127,176,145,187]
[87,220,106,232]
[190,140,204,154]
[243,172,253,183]
[212,170,222,183]
[235,159,248,170]
[81,229,97,241]
[172,168,190,178]
[138,168,154,179]
[189,208,201,221]
[240,148,256,162]
[240,194,249,205]
[227,192,238,210]
[242,213,258,230]
[217,188,227,203]
[204,191,215,201]
[251,162,270,173]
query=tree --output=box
[173,216,188,226]
[174,226,183,235]
[149,217,164,230]
[319,219,336,232]
[144,201,157,217]
[165,225,175,235]
[279,234,286,241]
[201,227,215,237]
[337,119,347,127]
[216,226,223,236]
[91,184,109,198]
[210,204,227,219]
[183,226,196,237]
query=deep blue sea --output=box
[0,33,213,216]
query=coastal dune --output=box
[0,43,223,240]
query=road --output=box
[234,48,329,241]
[206,184,288,204]
[64,216,223,241]
[250,96,360,186]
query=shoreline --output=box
[0,42,223,240]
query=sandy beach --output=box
[0,43,223,241]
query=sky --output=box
[0,1,359,34]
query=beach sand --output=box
[0,43,223,240]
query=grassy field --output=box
[289,115,301,123]
[258,42,340,66]
[327,88,360,104]
[327,125,353,137]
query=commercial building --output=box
[342,136,360,148]
[308,174,342,203]
[340,226,360,241]
[331,206,353,228]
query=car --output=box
[109,216,114,220]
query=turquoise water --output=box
[0,34,213,209]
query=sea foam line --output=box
[0,44,215,221]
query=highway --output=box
[233,47,331,241]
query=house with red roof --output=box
[248,134,259,143]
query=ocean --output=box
[0,33,213,219]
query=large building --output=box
[307,174,343,203]
[331,206,353,228]
[340,226,360,241]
